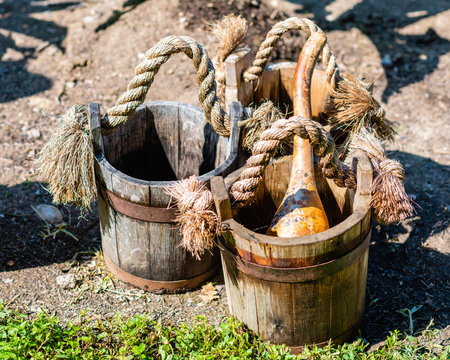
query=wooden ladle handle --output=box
[294,32,326,118]
[267,32,329,237]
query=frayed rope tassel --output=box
[166,176,219,260]
[349,127,415,224]
[37,105,96,211]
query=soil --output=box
[0,0,449,349]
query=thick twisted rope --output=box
[167,119,413,257]
[242,18,339,88]
[167,115,356,255]
[38,35,233,211]
[349,128,414,224]
[230,116,356,204]
[104,35,230,136]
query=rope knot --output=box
[350,127,414,224]
[379,158,404,180]
[166,176,219,259]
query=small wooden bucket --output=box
[223,47,331,119]
[211,151,372,350]
[89,100,241,292]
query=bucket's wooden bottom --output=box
[104,254,219,292]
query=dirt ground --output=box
[0,0,449,348]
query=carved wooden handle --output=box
[267,32,329,237]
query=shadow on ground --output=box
[0,181,100,271]
[0,150,448,343]
[285,0,450,101]
[363,150,449,342]
[0,0,80,102]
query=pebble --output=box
[83,16,95,24]
[56,274,76,289]
[27,128,41,139]
[30,305,45,313]
[2,48,25,62]
[3,278,14,284]
[381,54,392,67]
[34,204,63,224]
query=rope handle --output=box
[102,36,231,137]
[230,116,357,204]
[242,17,339,89]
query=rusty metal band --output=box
[289,314,364,354]
[104,190,178,223]
[104,254,219,292]
[219,230,370,283]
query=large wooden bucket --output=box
[211,151,372,350]
[88,100,241,292]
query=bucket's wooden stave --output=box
[89,101,242,291]
[211,151,373,348]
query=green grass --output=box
[0,301,447,359]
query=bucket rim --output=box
[219,151,373,249]
[94,100,240,189]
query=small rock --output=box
[56,274,76,289]
[29,96,54,111]
[27,128,41,139]
[419,28,438,44]
[7,260,14,267]
[83,15,95,24]
[2,48,25,62]
[3,278,14,284]
[30,305,45,313]
[34,204,63,224]
[179,17,187,23]
[46,45,59,56]
[419,54,427,61]
[36,41,51,52]
[381,54,392,67]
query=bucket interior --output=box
[102,103,223,182]
[234,156,351,234]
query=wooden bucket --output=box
[211,151,373,350]
[88,100,241,292]
[223,47,331,119]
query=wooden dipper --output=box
[267,32,329,237]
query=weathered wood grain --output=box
[213,152,373,348]
[223,52,332,120]
[91,101,241,291]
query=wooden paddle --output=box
[267,32,329,237]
